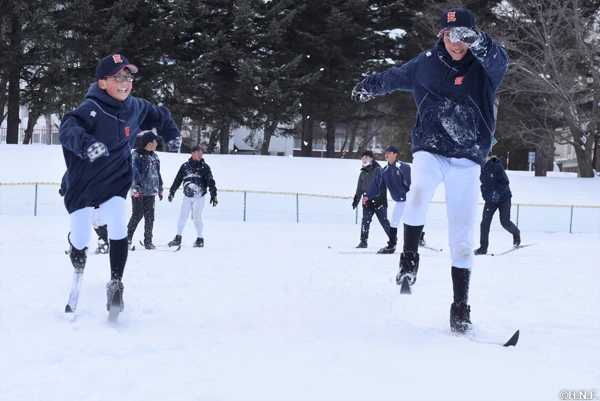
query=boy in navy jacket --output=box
[364,146,411,254]
[474,153,520,254]
[59,53,181,316]
[352,8,509,333]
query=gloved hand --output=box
[352,194,360,209]
[58,188,66,197]
[491,191,500,203]
[449,27,481,47]
[133,192,142,199]
[168,192,174,202]
[86,141,109,162]
[210,196,218,207]
[158,191,163,201]
[351,81,372,103]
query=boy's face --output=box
[98,69,133,101]
[385,151,397,164]
[442,31,469,61]
[191,150,203,161]
[361,155,373,165]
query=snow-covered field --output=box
[0,145,599,401]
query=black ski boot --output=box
[168,235,182,247]
[95,238,109,254]
[356,240,368,249]
[396,252,419,285]
[68,234,87,269]
[143,240,156,250]
[513,234,521,247]
[106,279,124,312]
[419,231,426,247]
[474,247,487,255]
[377,243,396,254]
[450,302,472,333]
[193,238,204,248]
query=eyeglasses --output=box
[105,75,134,83]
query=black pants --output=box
[480,200,520,248]
[127,196,156,244]
[360,206,391,241]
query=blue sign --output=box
[528,152,535,163]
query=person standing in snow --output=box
[59,53,182,316]
[352,150,391,249]
[126,130,164,249]
[351,8,509,333]
[474,152,521,255]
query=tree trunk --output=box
[219,118,230,154]
[22,108,41,144]
[593,130,600,174]
[325,119,336,158]
[534,134,550,177]
[261,120,278,155]
[46,113,53,145]
[207,127,219,154]
[6,14,22,145]
[300,113,313,157]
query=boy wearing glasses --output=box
[59,53,182,319]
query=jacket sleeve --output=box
[130,152,142,195]
[58,112,98,159]
[401,163,411,192]
[355,172,364,197]
[157,155,163,193]
[366,170,386,200]
[494,163,510,194]
[470,31,509,91]
[137,99,182,151]
[206,166,217,198]
[169,164,185,194]
[361,56,421,96]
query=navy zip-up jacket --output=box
[480,157,511,203]
[59,83,181,213]
[361,32,508,165]
[170,158,217,199]
[131,149,163,197]
[366,160,411,202]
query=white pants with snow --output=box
[177,196,205,238]
[69,196,127,250]
[403,151,480,268]
[389,200,406,228]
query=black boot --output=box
[450,266,472,332]
[193,238,204,248]
[473,247,487,255]
[450,302,472,333]
[168,235,182,247]
[513,233,521,247]
[378,227,397,253]
[396,251,419,285]
[68,234,87,269]
[356,240,368,248]
[106,279,124,312]
[419,231,426,247]
[143,241,156,250]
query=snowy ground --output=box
[1,216,599,401]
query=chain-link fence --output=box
[0,182,599,233]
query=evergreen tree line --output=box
[1,0,598,175]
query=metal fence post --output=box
[243,191,247,222]
[34,184,38,216]
[516,204,520,228]
[569,205,573,234]
[296,194,299,223]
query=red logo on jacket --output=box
[447,12,456,22]
[454,76,464,85]
[490,174,494,178]
[125,127,130,137]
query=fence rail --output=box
[1,182,599,234]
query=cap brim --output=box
[437,29,450,37]
[105,64,139,77]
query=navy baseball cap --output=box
[438,8,476,37]
[141,131,159,147]
[191,144,204,153]
[384,145,399,154]
[96,53,138,80]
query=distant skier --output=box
[363,146,411,254]
[352,150,391,249]
[352,8,509,332]
[474,152,521,255]
[167,145,218,248]
[59,53,181,316]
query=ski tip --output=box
[65,305,74,313]
[174,245,181,252]
[399,276,412,295]
[503,330,520,347]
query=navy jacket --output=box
[480,157,511,203]
[366,160,411,203]
[355,161,388,210]
[131,149,163,197]
[361,32,508,165]
[169,158,217,199]
[59,83,181,213]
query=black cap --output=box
[384,145,399,154]
[191,144,204,153]
[361,150,375,158]
[141,131,158,147]
[96,54,138,80]
[438,8,476,36]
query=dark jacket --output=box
[169,158,217,198]
[131,148,163,197]
[59,83,181,213]
[366,160,411,203]
[361,32,508,165]
[355,161,388,209]
[480,157,511,203]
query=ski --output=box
[420,245,443,252]
[338,250,394,255]
[399,276,411,295]
[491,244,537,256]
[136,241,181,252]
[65,267,85,313]
[108,289,122,323]
[451,329,520,347]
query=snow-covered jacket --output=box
[361,32,509,165]
[169,158,217,198]
[131,148,163,197]
[366,160,411,202]
[58,83,181,213]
